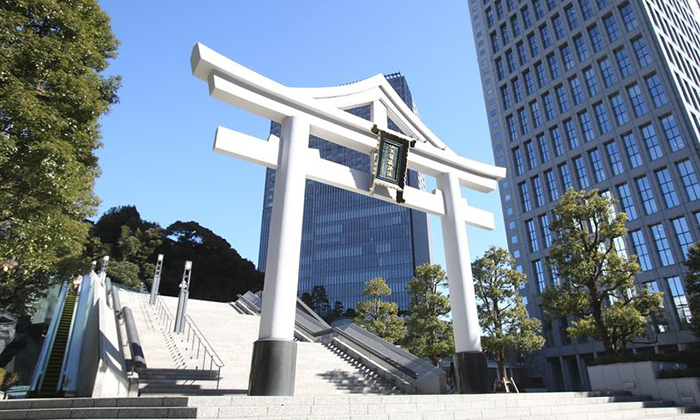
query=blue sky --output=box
[96,0,507,268]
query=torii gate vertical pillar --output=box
[248,115,309,396]
[439,171,489,394]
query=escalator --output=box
[28,282,79,398]
[36,293,77,397]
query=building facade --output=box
[257,73,432,314]
[467,0,700,390]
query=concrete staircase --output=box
[1,392,698,419]
[118,290,400,396]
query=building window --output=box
[513,147,525,175]
[579,110,595,141]
[622,132,643,168]
[520,182,532,212]
[641,124,663,161]
[589,149,607,182]
[584,67,600,96]
[511,16,521,37]
[507,50,516,73]
[491,33,500,53]
[672,217,693,260]
[559,163,573,190]
[564,119,579,149]
[603,14,621,42]
[617,183,638,220]
[524,70,535,96]
[548,54,561,79]
[527,219,540,252]
[574,36,589,61]
[513,79,523,103]
[574,156,590,189]
[627,84,648,117]
[615,48,634,78]
[552,15,565,39]
[588,24,604,53]
[538,134,550,162]
[518,108,530,134]
[610,94,629,126]
[556,85,570,112]
[538,214,552,248]
[651,224,674,266]
[645,281,668,333]
[619,3,638,30]
[632,37,651,68]
[580,0,594,20]
[599,58,617,88]
[551,126,565,156]
[594,102,612,134]
[561,44,575,71]
[534,0,545,19]
[523,7,533,28]
[605,141,624,176]
[655,168,680,209]
[531,101,543,128]
[667,276,692,325]
[636,176,658,215]
[677,160,700,201]
[501,86,512,109]
[517,43,528,66]
[570,77,585,105]
[533,176,545,207]
[528,33,539,56]
[660,115,685,152]
[543,93,556,121]
[496,58,506,81]
[525,141,537,169]
[534,260,546,293]
[630,230,652,271]
[540,25,552,48]
[507,116,518,142]
[535,62,548,87]
[545,170,559,201]
[646,74,668,107]
[565,5,579,29]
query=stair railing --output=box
[182,314,224,388]
[153,295,174,331]
[29,281,69,395]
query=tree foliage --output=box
[86,206,263,302]
[542,189,663,355]
[354,277,406,344]
[0,0,120,314]
[473,246,544,383]
[684,243,700,338]
[404,264,453,365]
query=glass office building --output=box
[468,0,700,390]
[258,73,431,313]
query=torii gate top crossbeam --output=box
[190,43,505,194]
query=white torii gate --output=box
[191,43,506,395]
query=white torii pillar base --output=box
[248,116,309,396]
[439,172,489,394]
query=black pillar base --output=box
[453,351,489,394]
[248,339,297,396]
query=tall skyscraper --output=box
[258,73,431,314]
[468,0,700,390]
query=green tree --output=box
[684,243,700,337]
[542,189,663,355]
[0,0,120,314]
[404,264,454,365]
[311,285,331,319]
[473,246,545,389]
[354,277,406,344]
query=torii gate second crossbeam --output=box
[191,43,506,395]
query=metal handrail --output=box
[153,295,174,332]
[29,281,69,394]
[182,314,224,387]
